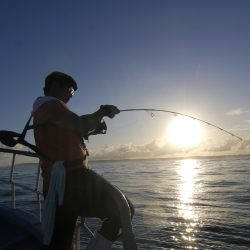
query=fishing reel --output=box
[83,120,107,140]
[94,120,107,135]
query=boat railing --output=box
[0,148,43,220]
[0,147,92,250]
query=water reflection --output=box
[175,159,199,249]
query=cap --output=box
[45,71,78,91]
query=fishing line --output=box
[119,108,243,141]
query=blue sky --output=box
[1,0,250,164]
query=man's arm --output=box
[53,104,120,137]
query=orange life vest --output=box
[33,99,88,192]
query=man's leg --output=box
[78,169,135,244]
[98,195,134,240]
[85,231,113,250]
[43,203,77,250]
[64,168,135,249]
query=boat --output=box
[0,148,43,250]
[0,147,137,250]
[0,148,112,249]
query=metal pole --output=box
[10,153,16,209]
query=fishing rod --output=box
[119,108,243,141]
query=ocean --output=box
[0,157,250,249]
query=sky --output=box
[1,0,250,165]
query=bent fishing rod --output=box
[119,108,243,141]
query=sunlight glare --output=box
[176,159,199,249]
[166,116,204,148]
[177,159,198,220]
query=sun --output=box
[166,116,204,148]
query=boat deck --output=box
[0,206,43,250]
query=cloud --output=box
[226,108,250,116]
[236,139,250,153]
[204,139,238,153]
[200,138,250,156]
[0,143,25,167]
[90,137,250,160]
[90,140,183,160]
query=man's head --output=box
[44,71,78,103]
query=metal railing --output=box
[0,148,43,219]
[0,147,89,250]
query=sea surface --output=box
[0,157,250,249]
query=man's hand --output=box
[101,105,120,118]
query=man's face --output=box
[60,84,75,103]
[51,83,75,103]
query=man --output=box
[33,72,135,250]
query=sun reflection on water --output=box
[176,159,200,249]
